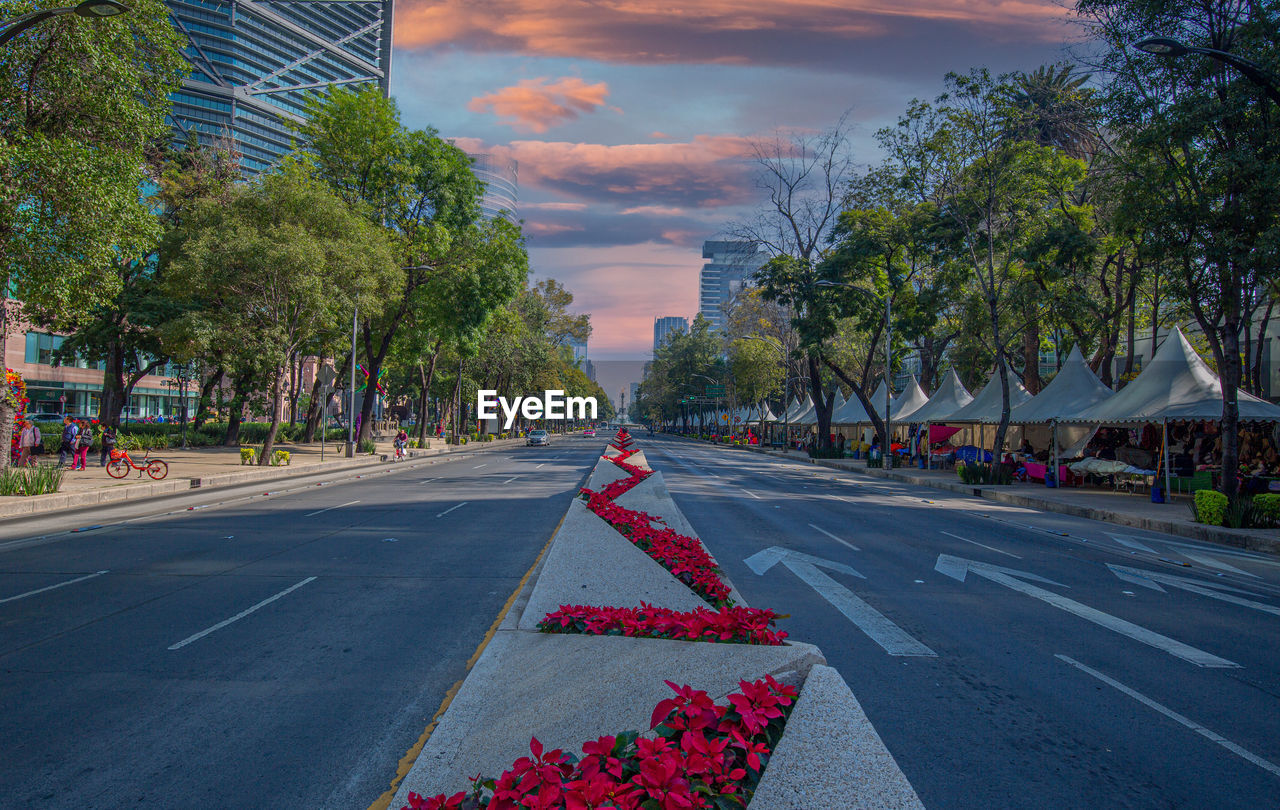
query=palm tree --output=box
[1005,63,1101,160]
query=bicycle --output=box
[106,447,169,480]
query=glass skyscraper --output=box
[699,241,764,333]
[469,153,519,223]
[166,0,395,175]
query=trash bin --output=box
[1044,468,1056,488]
[1151,485,1165,504]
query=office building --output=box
[698,241,765,332]
[566,336,588,364]
[653,316,689,355]
[167,0,395,175]
[469,153,519,222]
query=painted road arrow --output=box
[936,554,1238,668]
[1108,564,1280,617]
[745,547,935,657]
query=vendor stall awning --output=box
[1010,345,1113,424]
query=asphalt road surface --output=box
[0,436,600,809]
[647,436,1280,809]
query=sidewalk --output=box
[0,436,525,520]
[690,439,1280,554]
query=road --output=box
[0,436,599,809]
[647,436,1280,809]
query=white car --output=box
[527,429,550,446]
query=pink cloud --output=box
[395,0,1071,63]
[451,134,757,209]
[468,76,616,133]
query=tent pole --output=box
[1051,420,1058,487]
[1162,417,1171,503]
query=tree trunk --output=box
[259,366,284,465]
[1220,324,1242,499]
[449,357,463,443]
[1022,304,1041,394]
[99,343,128,428]
[287,351,303,427]
[415,340,442,443]
[821,355,884,442]
[192,366,224,430]
[808,353,833,450]
[1123,287,1137,384]
[1251,297,1275,398]
[223,370,253,446]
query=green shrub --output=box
[240,448,257,465]
[1253,494,1280,526]
[1193,489,1228,526]
[956,462,1012,485]
[271,450,291,466]
[0,463,64,496]
[358,437,378,454]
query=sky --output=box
[387,0,1084,363]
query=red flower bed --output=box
[539,603,787,646]
[404,675,798,810]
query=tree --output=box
[0,0,186,457]
[163,164,398,462]
[39,137,241,428]
[727,338,783,419]
[734,118,857,448]
[1080,0,1280,496]
[293,85,525,444]
[932,69,1087,462]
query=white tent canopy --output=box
[748,403,777,423]
[832,389,848,414]
[868,380,896,421]
[793,396,817,425]
[1010,345,1113,423]
[1072,327,1280,423]
[947,362,1033,423]
[832,389,872,424]
[908,369,974,424]
[891,375,928,421]
[782,394,813,423]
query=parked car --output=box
[527,429,550,447]
[583,428,596,437]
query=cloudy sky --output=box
[388,0,1082,360]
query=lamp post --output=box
[816,279,892,463]
[0,0,130,46]
[1133,36,1280,107]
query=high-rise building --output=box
[566,336,588,364]
[699,241,765,332]
[469,153,518,222]
[653,316,689,356]
[166,0,395,175]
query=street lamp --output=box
[0,0,130,46]
[816,279,893,463]
[1133,36,1280,107]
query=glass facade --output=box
[166,0,395,175]
[699,241,765,333]
[469,153,519,223]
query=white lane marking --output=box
[740,488,760,499]
[436,502,469,518]
[0,570,109,605]
[1056,655,1280,779]
[936,555,1237,668]
[1179,551,1261,578]
[1108,533,1158,554]
[473,464,486,469]
[168,577,317,650]
[303,500,360,518]
[940,531,1022,559]
[535,463,545,469]
[1108,565,1280,617]
[745,547,933,656]
[808,523,860,552]
[787,559,934,656]
[502,476,519,484]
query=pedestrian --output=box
[58,416,78,467]
[17,421,38,467]
[72,422,92,470]
[100,425,117,467]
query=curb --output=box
[0,438,527,522]
[674,437,1280,555]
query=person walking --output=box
[17,421,39,467]
[72,422,92,470]
[58,416,79,467]
[100,425,117,467]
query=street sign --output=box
[317,366,336,388]
[706,386,725,396]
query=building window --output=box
[25,332,62,365]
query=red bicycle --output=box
[106,448,169,480]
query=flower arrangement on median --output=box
[403,675,798,810]
[539,603,787,646]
